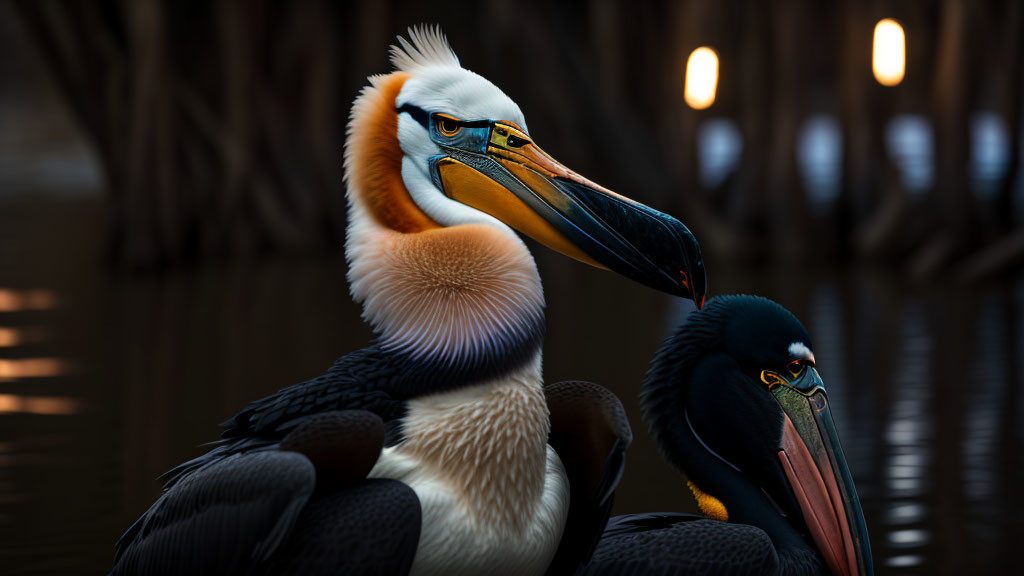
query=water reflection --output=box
[886,554,925,568]
[0,255,1022,573]
[879,302,933,569]
[0,394,80,415]
[0,327,47,348]
[0,358,70,380]
[0,288,58,312]
[962,292,1004,562]
[885,502,925,524]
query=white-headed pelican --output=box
[111,26,705,576]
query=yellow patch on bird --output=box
[345,72,439,233]
[688,480,728,522]
[433,158,603,268]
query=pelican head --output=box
[343,26,707,392]
[643,295,873,576]
[346,26,704,301]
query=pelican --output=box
[587,295,872,575]
[111,26,705,575]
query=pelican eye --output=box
[787,359,813,378]
[437,116,461,137]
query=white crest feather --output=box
[390,25,460,71]
[788,341,814,361]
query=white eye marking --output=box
[788,341,814,362]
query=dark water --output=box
[1,197,1022,575]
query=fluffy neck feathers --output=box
[401,355,551,532]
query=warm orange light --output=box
[0,327,44,347]
[0,358,69,380]
[0,328,20,347]
[0,289,58,312]
[685,47,719,110]
[0,394,81,415]
[873,19,906,86]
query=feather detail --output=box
[688,480,729,522]
[396,354,550,534]
[390,25,460,71]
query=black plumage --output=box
[113,336,633,575]
[112,451,318,575]
[161,338,544,489]
[586,296,835,576]
[256,480,421,576]
[154,347,407,492]
[544,381,632,575]
[112,371,422,576]
[589,514,781,575]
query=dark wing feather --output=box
[162,347,406,488]
[225,347,406,438]
[601,512,704,538]
[278,410,386,490]
[544,381,633,576]
[113,451,316,575]
[259,479,421,576]
[586,516,778,576]
[115,410,401,575]
[114,348,422,574]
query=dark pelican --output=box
[587,295,872,575]
[111,26,705,576]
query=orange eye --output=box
[679,270,690,291]
[438,116,461,137]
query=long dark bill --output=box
[427,118,705,305]
[771,368,873,576]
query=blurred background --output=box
[1,0,1022,574]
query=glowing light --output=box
[873,19,906,87]
[0,394,81,415]
[888,528,930,546]
[0,358,69,380]
[0,327,43,347]
[886,502,925,525]
[0,329,20,347]
[685,47,719,110]
[886,555,924,568]
[0,289,58,312]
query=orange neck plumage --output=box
[345,72,439,233]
